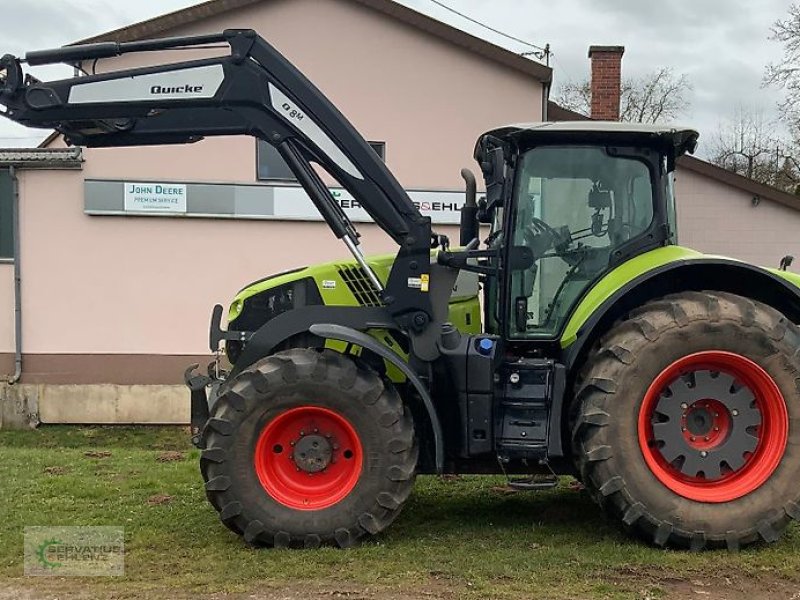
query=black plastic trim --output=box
[309,323,444,473]
[547,363,566,457]
[230,305,394,376]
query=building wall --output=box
[1,0,544,388]
[675,167,800,268]
[84,0,544,189]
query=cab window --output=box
[507,145,654,338]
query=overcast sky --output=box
[0,0,794,156]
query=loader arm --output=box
[0,29,434,331]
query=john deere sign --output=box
[85,180,475,225]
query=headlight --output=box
[229,299,244,320]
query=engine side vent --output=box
[337,265,383,307]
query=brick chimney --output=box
[588,45,625,121]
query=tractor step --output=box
[506,475,559,491]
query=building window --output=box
[369,141,386,160]
[256,141,297,182]
[256,140,386,181]
[0,169,13,259]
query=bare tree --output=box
[765,4,800,119]
[555,80,592,117]
[709,106,800,192]
[554,68,692,123]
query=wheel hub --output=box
[684,404,713,436]
[653,369,760,480]
[680,398,733,450]
[292,434,333,473]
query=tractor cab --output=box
[473,122,699,339]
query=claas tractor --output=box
[3,29,800,551]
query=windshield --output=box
[506,145,655,338]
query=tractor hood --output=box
[227,253,480,327]
[228,254,396,323]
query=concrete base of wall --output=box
[0,383,40,429]
[0,384,189,427]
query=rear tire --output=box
[572,291,800,549]
[200,348,417,548]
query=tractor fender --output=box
[230,305,394,376]
[309,323,444,474]
[562,257,800,373]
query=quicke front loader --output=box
[3,29,800,550]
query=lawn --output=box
[1,426,799,599]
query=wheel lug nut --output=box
[714,427,719,431]
[700,451,708,458]
[681,427,687,432]
[680,403,689,410]
[290,441,295,446]
[690,436,696,442]
[732,410,739,417]
[299,430,305,436]
[313,428,319,433]
[704,436,710,441]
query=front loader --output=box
[4,29,800,550]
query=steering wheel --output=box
[524,217,562,257]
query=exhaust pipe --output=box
[459,168,479,247]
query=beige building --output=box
[1,0,799,425]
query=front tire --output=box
[572,291,800,549]
[200,348,417,548]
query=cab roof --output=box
[480,121,700,159]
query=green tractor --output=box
[3,30,800,550]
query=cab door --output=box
[503,145,656,340]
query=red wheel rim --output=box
[638,351,788,503]
[254,406,363,510]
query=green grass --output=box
[2,426,800,599]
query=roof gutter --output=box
[6,165,21,384]
[541,81,550,121]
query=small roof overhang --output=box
[0,147,83,169]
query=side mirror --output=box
[0,54,23,98]
[477,196,492,224]
[780,255,794,271]
[483,147,505,209]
